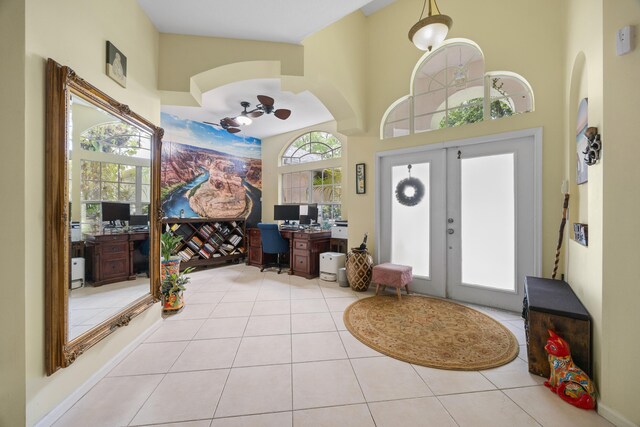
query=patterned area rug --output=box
[344,295,519,370]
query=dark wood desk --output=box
[247,228,331,279]
[85,231,149,286]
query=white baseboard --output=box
[598,400,639,427]
[35,318,162,427]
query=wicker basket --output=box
[346,249,373,291]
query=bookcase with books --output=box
[163,218,246,270]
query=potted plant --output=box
[161,267,194,313]
[161,231,183,282]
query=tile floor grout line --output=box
[125,372,168,426]
[336,324,376,426]
[212,274,261,420]
[498,388,544,427]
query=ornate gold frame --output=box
[45,59,163,375]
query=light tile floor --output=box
[69,277,150,340]
[53,264,614,427]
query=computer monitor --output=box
[274,205,300,222]
[129,214,149,227]
[102,202,131,223]
[299,204,318,225]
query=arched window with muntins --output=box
[280,131,343,220]
[281,131,342,165]
[381,39,534,139]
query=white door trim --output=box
[375,127,543,289]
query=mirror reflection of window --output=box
[67,94,152,341]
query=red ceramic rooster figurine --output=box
[544,330,596,410]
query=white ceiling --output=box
[141,0,397,139]
[137,0,396,44]
[163,79,334,140]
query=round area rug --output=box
[344,295,519,370]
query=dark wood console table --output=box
[85,231,149,286]
[523,276,592,378]
[247,228,331,279]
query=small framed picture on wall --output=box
[106,41,127,88]
[356,163,366,194]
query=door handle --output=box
[448,228,455,235]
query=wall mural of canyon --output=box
[160,110,262,227]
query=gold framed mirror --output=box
[45,59,162,375]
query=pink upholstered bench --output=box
[372,263,413,300]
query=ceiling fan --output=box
[203,95,292,134]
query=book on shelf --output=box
[177,250,193,262]
[204,243,215,253]
[218,247,228,256]
[198,248,211,259]
[174,224,192,239]
[186,240,199,252]
[191,235,204,247]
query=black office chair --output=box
[257,223,290,274]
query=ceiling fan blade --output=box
[248,110,264,118]
[274,109,292,120]
[227,127,241,134]
[222,117,240,127]
[203,121,221,127]
[257,95,274,107]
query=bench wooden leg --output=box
[405,284,410,295]
[396,287,402,300]
[375,283,380,296]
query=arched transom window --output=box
[382,39,534,139]
[280,131,343,220]
[281,131,342,165]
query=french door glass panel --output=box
[460,153,515,290]
[391,162,430,277]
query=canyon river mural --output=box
[161,111,262,226]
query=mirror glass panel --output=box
[68,93,152,340]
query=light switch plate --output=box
[617,25,633,56]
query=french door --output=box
[378,131,540,312]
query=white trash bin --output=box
[319,252,346,282]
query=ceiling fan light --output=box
[235,115,252,126]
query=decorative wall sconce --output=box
[583,126,601,166]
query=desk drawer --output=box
[249,229,261,247]
[102,258,128,280]
[101,242,128,260]
[294,240,309,250]
[293,252,309,273]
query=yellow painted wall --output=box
[343,0,566,264]
[24,0,161,425]
[563,0,605,397]
[601,1,640,423]
[0,1,27,425]
[158,33,304,93]
[302,11,368,134]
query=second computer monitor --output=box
[299,204,318,225]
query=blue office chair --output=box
[257,223,290,274]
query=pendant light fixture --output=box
[408,0,453,52]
